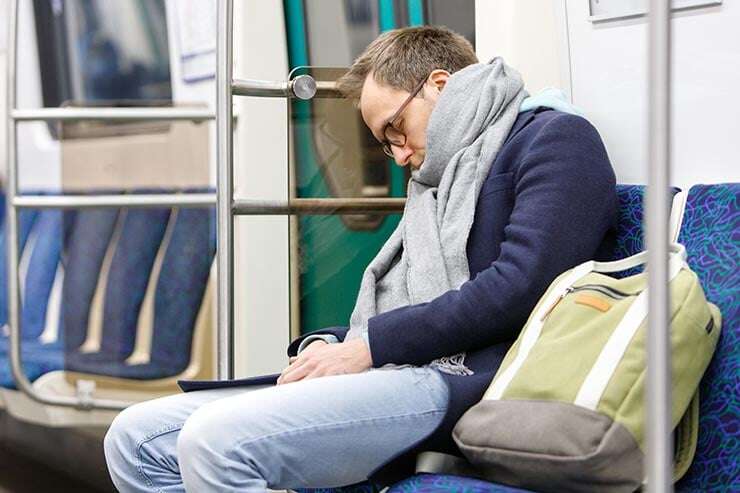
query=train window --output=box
[423,0,475,47]
[300,0,388,231]
[33,0,172,109]
[291,1,477,331]
[24,1,209,193]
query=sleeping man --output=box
[104,26,617,492]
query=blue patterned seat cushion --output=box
[388,475,535,492]
[297,475,534,493]
[675,184,739,492]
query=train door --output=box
[283,0,475,335]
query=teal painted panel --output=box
[407,0,425,25]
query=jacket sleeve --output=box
[287,327,348,357]
[366,114,618,367]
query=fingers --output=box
[277,356,311,385]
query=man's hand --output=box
[277,338,372,385]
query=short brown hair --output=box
[336,26,477,101]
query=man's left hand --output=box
[277,338,372,385]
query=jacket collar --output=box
[505,108,542,144]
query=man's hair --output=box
[336,26,478,101]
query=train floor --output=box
[0,410,114,492]
[0,444,106,492]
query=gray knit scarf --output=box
[345,58,527,375]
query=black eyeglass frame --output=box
[379,76,428,158]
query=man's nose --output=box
[392,145,414,166]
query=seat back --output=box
[0,209,39,327]
[96,207,171,359]
[61,208,121,352]
[20,209,64,340]
[145,207,216,377]
[676,184,739,491]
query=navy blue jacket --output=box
[181,107,618,485]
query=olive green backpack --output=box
[452,244,720,493]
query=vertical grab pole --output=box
[216,0,235,380]
[6,0,24,394]
[646,0,673,491]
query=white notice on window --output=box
[174,0,217,82]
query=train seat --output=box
[68,207,216,379]
[1,200,216,427]
[0,209,41,333]
[674,183,739,491]
[63,207,172,374]
[0,208,121,389]
[381,184,737,493]
[0,210,64,389]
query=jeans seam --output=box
[134,422,185,492]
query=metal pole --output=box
[646,0,673,491]
[216,0,235,380]
[11,107,215,122]
[232,198,406,215]
[5,0,131,411]
[13,194,216,209]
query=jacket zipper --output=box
[541,284,635,321]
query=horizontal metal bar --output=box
[232,198,406,215]
[231,77,342,100]
[13,193,216,209]
[315,81,343,98]
[232,75,317,100]
[232,78,290,97]
[11,107,215,122]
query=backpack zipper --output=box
[570,284,633,300]
[540,284,635,321]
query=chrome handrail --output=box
[13,194,216,209]
[216,0,236,381]
[646,0,673,491]
[232,198,405,215]
[11,107,215,122]
[232,75,317,100]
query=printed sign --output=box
[589,0,722,22]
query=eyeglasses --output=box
[380,77,427,158]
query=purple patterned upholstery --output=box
[388,475,533,493]
[676,184,739,492]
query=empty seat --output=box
[64,207,172,374]
[0,210,64,388]
[60,208,122,354]
[71,207,216,379]
[675,184,739,491]
[0,208,122,389]
[0,209,40,330]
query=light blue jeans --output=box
[104,367,448,492]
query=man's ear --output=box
[427,69,450,93]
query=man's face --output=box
[359,71,447,169]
